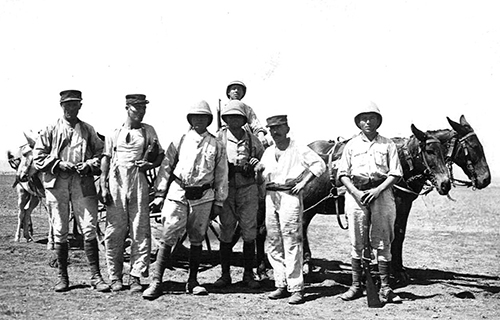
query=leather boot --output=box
[378,261,402,303]
[256,232,268,280]
[242,241,260,289]
[340,258,363,301]
[214,242,232,288]
[54,242,69,292]
[142,243,172,300]
[84,239,110,292]
[186,245,207,295]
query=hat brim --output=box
[354,113,382,129]
[61,98,82,103]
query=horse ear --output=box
[459,115,473,131]
[23,131,37,149]
[447,117,468,135]
[411,123,427,142]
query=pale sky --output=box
[1,0,498,179]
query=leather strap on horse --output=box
[303,186,348,230]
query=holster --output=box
[184,184,212,200]
[228,163,255,179]
[352,176,386,191]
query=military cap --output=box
[126,94,149,106]
[60,90,82,103]
[266,115,288,127]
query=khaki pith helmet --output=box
[187,100,213,126]
[226,80,247,99]
[354,101,383,129]
[222,100,248,124]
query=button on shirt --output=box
[337,133,402,181]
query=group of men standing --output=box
[31,80,403,306]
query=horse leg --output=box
[391,194,414,287]
[302,211,316,275]
[23,195,39,242]
[15,188,29,242]
[46,204,55,250]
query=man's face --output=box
[269,124,289,143]
[357,112,380,136]
[189,114,211,134]
[127,104,147,123]
[228,85,245,100]
[223,115,246,130]
[61,101,81,122]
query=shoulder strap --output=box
[246,130,254,158]
[173,134,186,168]
[141,125,149,157]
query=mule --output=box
[302,124,452,278]
[436,116,490,190]
[391,116,490,285]
[8,132,47,244]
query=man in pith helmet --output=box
[337,101,403,304]
[225,80,268,148]
[213,100,265,290]
[143,100,228,299]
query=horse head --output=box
[446,115,491,189]
[402,124,451,195]
[17,144,37,183]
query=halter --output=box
[445,131,477,189]
[394,137,442,196]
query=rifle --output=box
[362,208,384,308]
[217,99,222,130]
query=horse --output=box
[302,123,452,278]
[436,115,490,190]
[8,132,47,245]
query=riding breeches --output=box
[345,188,396,262]
[160,200,213,247]
[105,166,151,280]
[219,184,258,243]
[265,190,304,293]
[45,173,98,243]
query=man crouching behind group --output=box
[143,100,228,299]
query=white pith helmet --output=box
[354,101,383,129]
[187,100,213,126]
[222,100,248,124]
[226,80,247,99]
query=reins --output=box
[304,141,349,230]
[395,137,441,196]
[446,131,477,189]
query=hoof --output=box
[391,270,410,288]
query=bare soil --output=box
[0,174,499,320]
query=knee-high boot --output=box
[153,243,172,282]
[214,242,232,287]
[54,242,69,292]
[142,243,172,299]
[242,241,260,289]
[378,260,402,303]
[84,238,109,292]
[186,245,207,295]
[340,258,363,301]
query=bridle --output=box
[445,131,477,189]
[394,137,443,196]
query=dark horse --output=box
[302,123,452,279]
[392,116,490,284]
